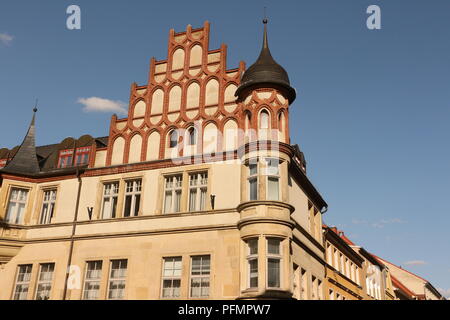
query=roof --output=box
[0,112,108,177]
[2,111,40,175]
[235,19,296,103]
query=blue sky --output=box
[1,1,449,296]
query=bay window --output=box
[265,158,280,201]
[246,239,258,289]
[267,238,281,288]
[248,161,258,201]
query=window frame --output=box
[266,238,282,289]
[57,149,74,168]
[168,129,179,149]
[163,174,183,214]
[188,172,208,212]
[123,179,142,217]
[161,256,183,299]
[39,189,57,225]
[265,158,281,201]
[189,255,211,298]
[101,181,119,219]
[34,263,55,300]
[82,260,103,300]
[74,146,91,166]
[107,259,128,300]
[5,187,29,225]
[12,264,33,300]
[246,238,259,289]
[247,159,259,201]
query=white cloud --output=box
[0,33,13,46]
[371,218,406,228]
[351,217,406,228]
[78,97,127,114]
[404,260,427,266]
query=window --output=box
[58,149,74,168]
[5,188,29,224]
[265,158,280,201]
[248,161,258,201]
[39,190,57,224]
[164,175,182,214]
[188,172,208,212]
[190,255,210,298]
[247,239,258,289]
[187,127,197,145]
[292,264,300,299]
[123,179,141,217]
[75,147,91,166]
[267,238,281,288]
[101,182,119,219]
[329,289,335,300]
[35,263,55,300]
[0,159,7,168]
[82,261,102,300]
[162,257,182,298]
[260,110,269,129]
[13,265,32,300]
[108,259,127,300]
[169,130,178,148]
[333,248,339,270]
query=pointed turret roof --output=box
[236,19,296,103]
[2,108,41,175]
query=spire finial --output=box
[263,7,268,24]
[33,99,38,113]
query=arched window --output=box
[187,127,197,145]
[169,130,178,148]
[260,110,270,129]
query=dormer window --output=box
[58,149,74,168]
[75,147,91,166]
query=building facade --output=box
[0,21,329,300]
[0,21,444,301]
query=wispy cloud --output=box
[437,288,450,299]
[0,32,13,46]
[78,97,127,114]
[404,260,427,266]
[351,217,406,229]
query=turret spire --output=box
[2,107,41,175]
[235,19,296,103]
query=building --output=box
[323,226,365,300]
[0,20,330,300]
[373,255,444,300]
